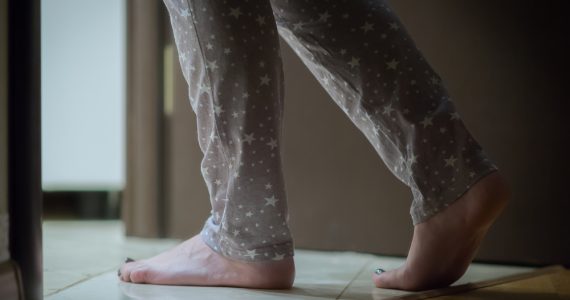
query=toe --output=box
[372,267,405,290]
[119,261,139,282]
[129,265,151,284]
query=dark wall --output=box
[391,0,570,265]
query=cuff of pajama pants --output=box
[409,151,500,226]
[199,216,295,262]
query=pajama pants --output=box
[162,0,498,262]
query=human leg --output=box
[119,0,295,288]
[268,0,509,290]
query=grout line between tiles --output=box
[336,257,375,299]
[387,265,566,300]
[44,266,120,298]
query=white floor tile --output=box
[338,258,536,299]
[44,220,537,299]
[46,249,375,300]
[43,220,180,296]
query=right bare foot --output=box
[118,234,295,289]
[373,171,510,291]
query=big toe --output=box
[372,267,404,290]
[129,264,152,284]
[119,260,139,282]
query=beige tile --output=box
[43,220,180,296]
[47,249,375,299]
[281,249,376,299]
[44,220,538,299]
[47,271,329,300]
[338,257,536,300]
[453,263,536,285]
[338,256,412,300]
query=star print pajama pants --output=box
[162,0,499,262]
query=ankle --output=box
[466,171,511,228]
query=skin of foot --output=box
[118,235,295,289]
[372,170,511,291]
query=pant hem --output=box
[410,162,499,226]
[200,217,295,262]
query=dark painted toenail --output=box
[374,268,385,275]
[118,269,121,277]
[125,257,134,263]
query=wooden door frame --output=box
[5,0,43,299]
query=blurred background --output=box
[41,0,125,220]
[35,0,569,269]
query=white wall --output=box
[41,0,125,191]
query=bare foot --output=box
[118,235,295,289]
[373,171,510,291]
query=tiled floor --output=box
[44,220,538,299]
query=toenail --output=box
[117,269,121,277]
[374,268,385,275]
[125,257,135,263]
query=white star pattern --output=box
[244,249,258,259]
[360,22,374,33]
[260,74,271,85]
[243,132,256,145]
[229,7,242,19]
[444,155,458,167]
[206,60,219,71]
[409,153,419,165]
[180,8,190,18]
[255,15,266,26]
[389,22,400,30]
[348,57,360,68]
[318,11,332,22]
[386,59,399,70]
[420,116,433,128]
[265,195,278,206]
[266,138,278,150]
[214,104,224,116]
[272,253,285,261]
[383,104,394,116]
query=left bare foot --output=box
[118,234,295,289]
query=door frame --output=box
[6,0,43,299]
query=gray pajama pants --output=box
[162,0,498,262]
